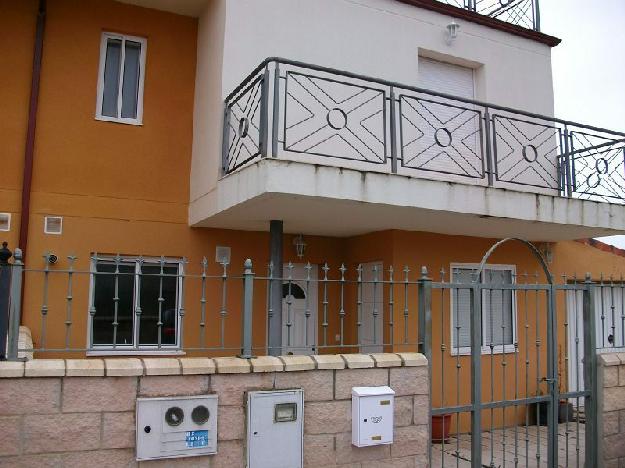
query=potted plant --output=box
[431,414,452,443]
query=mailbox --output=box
[136,395,218,461]
[351,386,395,447]
[247,389,304,468]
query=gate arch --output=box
[475,237,553,284]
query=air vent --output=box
[0,213,10,232]
[44,216,63,235]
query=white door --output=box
[360,262,384,353]
[567,285,625,404]
[282,264,318,355]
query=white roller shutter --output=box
[418,57,475,99]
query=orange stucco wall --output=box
[0,0,38,249]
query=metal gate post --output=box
[7,248,23,361]
[0,243,12,360]
[470,282,482,468]
[547,284,559,468]
[583,273,598,467]
[240,259,255,358]
[417,267,432,363]
[417,267,432,466]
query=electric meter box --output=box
[136,395,218,461]
[247,389,304,468]
[352,386,395,447]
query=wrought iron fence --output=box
[427,267,604,467]
[435,0,541,31]
[0,247,426,358]
[223,58,625,204]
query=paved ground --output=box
[430,422,586,467]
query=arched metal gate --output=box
[419,238,598,467]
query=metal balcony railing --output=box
[223,58,625,204]
[436,0,542,31]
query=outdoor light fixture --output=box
[293,234,306,259]
[446,21,460,44]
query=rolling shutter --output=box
[418,57,475,99]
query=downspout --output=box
[18,0,47,262]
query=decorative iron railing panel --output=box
[224,73,265,173]
[223,58,625,204]
[436,0,541,31]
[569,130,625,203]
[399,93,485,178]
[284,71,388,164]
[492,113,563,191]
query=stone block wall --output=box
[601,353,625,468]
[0,353,429,468]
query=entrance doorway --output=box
[281,263,318,355]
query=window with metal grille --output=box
[451,264,517,355]
[89,256,181,350]
[96,32,146,125]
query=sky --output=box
[540,0,625,248]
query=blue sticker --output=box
[185,430,209,448]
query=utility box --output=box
[352,386,395,447]
[136,395,218,461]
[247,389,304,468]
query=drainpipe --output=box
[18,0,47,262]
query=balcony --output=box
[190,58,625,240]
[433,0,541,31]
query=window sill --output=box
[450,346,516,357]
[86,349,186,357]
[94,115,143,126]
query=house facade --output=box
[2,0,625,465]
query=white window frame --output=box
[95,32,147,125]
[87,255,183,352]
[0,213,11,232]
[450,263,517,356]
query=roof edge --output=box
[396,0,562,47]
[576,238,625,260]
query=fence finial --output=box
[0,242,12,265]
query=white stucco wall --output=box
[221,0,554,111]
[190,0,226,203]
[190,0,556,217]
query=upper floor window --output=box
[96,32,146,125]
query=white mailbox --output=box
[247,389,304,468]
[136,395,218,461]
[352,386,395,447]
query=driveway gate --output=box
[419,238,598,467]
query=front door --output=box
[282,264,318,355]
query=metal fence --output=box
[0,247,424,358]
[223,58,625,204]
[436,0,541,31]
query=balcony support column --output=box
[268,220,283,356]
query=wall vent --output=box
[44,216,63,235]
